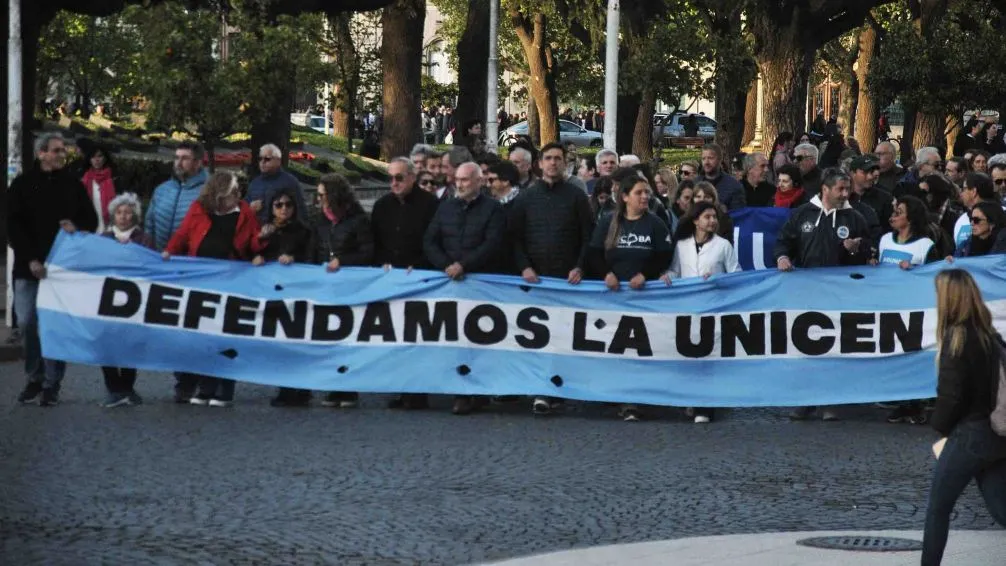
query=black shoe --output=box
[389,393,429,410]
[39,387,60,407]
[271,395,310,408]
[452,396,475,415]
[532,397,551,415]
[887,405,918,424]
[17,381,43,404]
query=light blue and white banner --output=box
[36,232,1006,407]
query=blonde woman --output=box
[164,172,263,407]
[922,269,1006,565]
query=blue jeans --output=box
[922,419,1006,565]
[14,279,65,388]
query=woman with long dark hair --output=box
[770,131,794,177]
[315,173,374,409]
[921,269,1006,565]
[587,177,672,422]
[589,176,615,222]
[668,180,694,235]
[661,201,741,424]
[253,187,315,407]
[876,195,941,270]
[82,146,117,233]
[952,201,1006,258]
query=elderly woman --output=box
[164,172,263,408]
[253,186,315,408]
[100,193,152,407]
[82,146,117,233]
[315,173,374,409]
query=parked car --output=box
[499,120,604,147]
[652,113,717,142]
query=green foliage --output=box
[868,1,1006,123]
[38,10,143,113]
[422,74,459,108]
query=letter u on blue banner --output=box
[36,232,1006,408]
[729,207,792,270]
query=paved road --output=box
[0,363,999,565]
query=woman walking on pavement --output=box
[921,269,1006,565]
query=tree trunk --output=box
[839,74,857,137]
[741,79,757,147]
[527,97,540,147]
[329,13,357,148]
[853,25,879,153]
[453,0,490,147]
[616,92,641,155]
[381,0,426,160]
[913,111,945,153]
[757,47,812,151]
[511,10,559,145]
[632,88,656,160]
[250,95,293,169]
[900,103,918,164]
[750,10,814,149]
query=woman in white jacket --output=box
[661,201,742,423]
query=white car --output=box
[652,113,717,142]
[499,120,604,147]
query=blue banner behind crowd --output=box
[36,231,1006,407]
[729,207,792,271]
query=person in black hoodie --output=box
[315,174,374,409]
[741,152,776,207]
[252,187,315,408]
[775,168,870,422]
[509,143,595,416]
[921,269,1006,565]
[423,162,505,416]
[10,134,99,407]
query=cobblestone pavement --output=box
[1,363,1000,565]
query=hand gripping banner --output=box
[35,231,1006,407]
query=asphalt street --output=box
[0,363,1000,565]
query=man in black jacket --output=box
[848,154,891,250]
[374,157,442,411]
[8,134,100,407]
[509,142,595,415]
[794,143,823,196]
[774,168,870,422]
[423,162,505,415]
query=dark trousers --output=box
[922,420,1006,565]
[197,376,235,401]
[101,366,137,394]
[175,372,199,396]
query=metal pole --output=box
[485,0,500,154]
[323,16,331,136]
[602,0,619,150]
[7,0,24,328]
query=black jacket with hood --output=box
[773,194,871,268]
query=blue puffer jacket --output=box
[144,169,208,250]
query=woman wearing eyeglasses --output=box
[950,201,1006,259]
[678,161,699,183]
[251,187,316,407]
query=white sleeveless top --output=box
[878,232,934,266]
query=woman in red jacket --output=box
[163,171,263,407]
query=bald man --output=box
[423,162,506,416]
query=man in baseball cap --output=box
[848,153,890,248]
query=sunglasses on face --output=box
[273,200,293,209]
[995,179,1006,186]
[794,155,808,162]
[419,179,435,186]
[259,157,276,162]
[390,174,408,182]
[972,216,988,225]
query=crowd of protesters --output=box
[7,123,1006,432]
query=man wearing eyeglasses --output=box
[375,157,440,411]
[246,144,307,225]
[793,143,823,196]
[9,134,99,407]
[986,156,1006,204]
[873,141,903,193]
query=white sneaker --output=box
[338,400,357,409]
[189,396,210,406]
[821,410,839,421]
[208,399,233,408]
[694,415,711,424]
[532,398,551,415]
